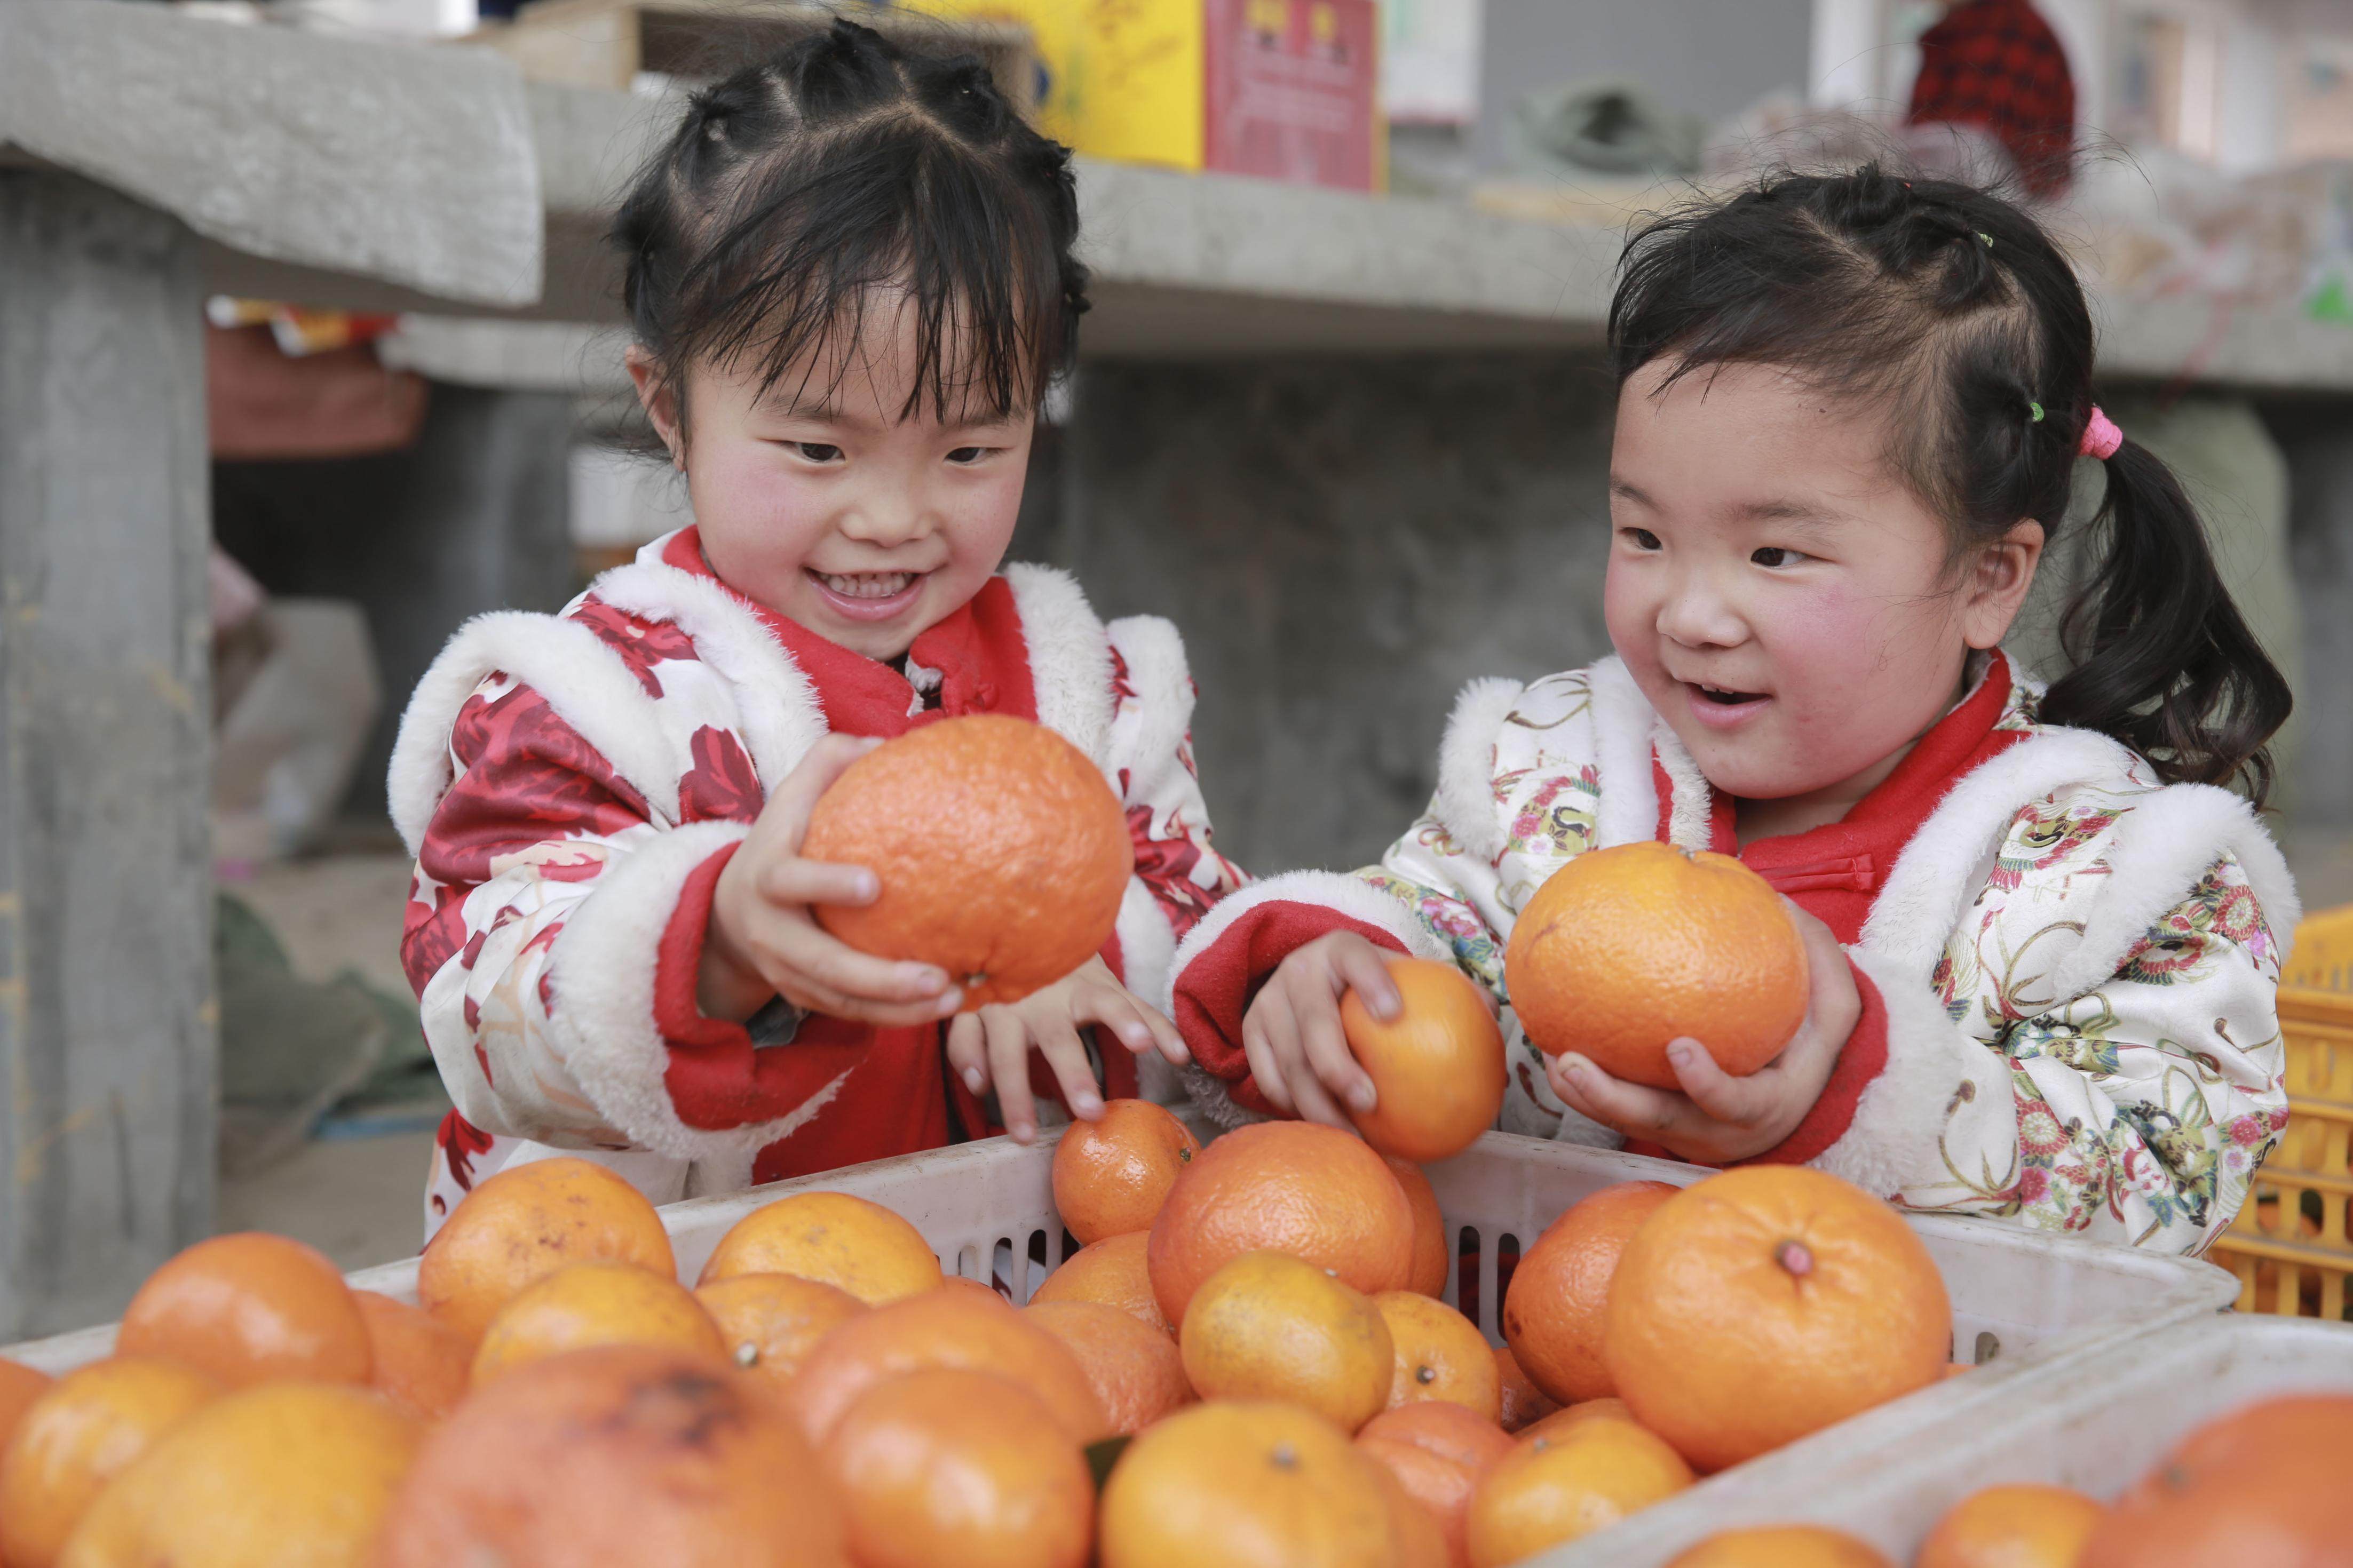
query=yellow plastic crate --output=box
[2211,902,2353,1317]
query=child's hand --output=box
[946,956,1190,1144]
[1240,932,1410,1129]
[701,735,962,1028]
[1543,901,1860,1165]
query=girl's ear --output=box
[1960,518,2046,650]
[626,346,685,469]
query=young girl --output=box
[392,22,1238,1232]
[1167,168,2296,1253]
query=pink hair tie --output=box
[2080,405,2123,460]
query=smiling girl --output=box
[391,23,1238,1231]
[1167,168,2296,1250]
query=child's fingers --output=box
[757,733,882,846]
[1136,999,1190,1067]
[1031,1017,1106,1122]
[1069,985,1158,1058]
[1241,1008,1300,1116]
[775,977,962,1030]
[1328,941,1401,1022]
[1662,1038,1772,1127]
[766,920,953,1006]
[1551,1052,1691,1139]
[1259,1000,1351,1129]
[1296,1001,1376,1116]
[757,857,878,909]
[945,1013,990,1097]
[983,1008,1040,1144]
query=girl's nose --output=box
[1656,571,1749,649]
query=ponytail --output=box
[2042,438,2292,805]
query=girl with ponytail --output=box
[392,22,1236,1232]
[1165,166,2295,1253]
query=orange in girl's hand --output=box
[1493,1345,1560,1434]
[1918,1483,2105,1568]
[1340,959,1507,1163]
[470,1261,725,1385]
[1665,1525,1895,1566]
[1052,1100,1201,1245]
[1464,1415,1694,1566]
[1147,1120,1415,1324]
[417,1156,676,1344]
[696,1190,943,1306]
[802,715,1133,1009]
[1502,1181,1678,1405]
[1376,1291,1502,1421]
[1024,1300,1194,1436]
[1387,1157,1452,1298]
[1604,1166,1951,1472]
[353,1291,472,1422]
[114,1232,373,1389]
[0,1357,219,1568]
[695,1273,868,1383]
[1031,1232,1172,1335]
[1503,841,1807,1087]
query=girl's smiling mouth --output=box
[1683,680,1772,729]
[807,568,929,621]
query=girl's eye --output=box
[788,442,843,463]
[1751,546,1804,567]
[1622,528,1662,551]
[946,446,991,465]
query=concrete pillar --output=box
[0,173,215,1338]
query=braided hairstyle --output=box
[613,19,1087,431]
[1610,165,2290,803]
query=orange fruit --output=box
[1360,1402,1516,1474]
[416,1156,675,1343]
[696,1190,943,1305]
[1031,1231,1172,1334]
[114,1232,371,1389]
[1178,1251,1396,1434]
[2079,1395,2353,1568]
[1517,1398,1635,1447]
[695,1273,868,1382]
[1025,1300,1195,1435]
[786,1286,1109,1445]
[376,1344,847,1568]
[802,715,1132,1008]
[1603,1166,1950,1471]
[1502,1180,1678,1404]
[938,1275,1009,1304]
[1665,1525,1895,1566]
[0,1359,53,1451]
[1494,1344,1560,1433]
[1503,841,1808,1087]
[1098,1399,1412,1568]
[1463,1416,1694,1566]
[0,1358,219,1568]
[471,1261,725,1384]
[1376,1291,1501,1420]
[1340,959,1507,1162]
[1388,1157,1452,1298]
[1370,1454,1455,1568]
[1919,1484,2105,1568]
[1147,1120,1415,1323]
[352,1292,471,1422]
[1052,1101,1202,1244]
[56,1381,419,1568]
[1358,1406,1511,1568]
[827,1366,1092,1568]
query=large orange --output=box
[56,1382,418,1568]
[696,1272,868,1382]
[114,1232,371,1389]
[1503,841,1808,1086]
[1358,1405,1514,1568]
[1147,1121,1415,1323]
[696,1191,943,1305]
[1387,1158,1451,1298]
[827,1366,1092,1568]
[1339,960,1507,1162]
[1025,1300,1195,1435]
[1376,1291,1501,1421]
[802,715,1132,1008]
[1665,1525,1895,1566]
[470,1261,725,1384]
[2079,1395,2353,1568]
[1463,1416,1694,1566]
[0,1359,53,1452]
[1493,1345,1560,1434]
[1918,1484,2104,1568]
[1098,1399,1412,1568]
[786,1286,1109,1445]
[1603,1166,1950,1471]
[1502,1180,1678,1405]
[1030,1232,1171,1334]
[1360,1402,1516,1474]
[353,1292,471,1422]
[0,1358,219,1568]
[1178,1251,1395,1434]
[416,1156,675,1343]
[376,1344,847,1568]
[1052,1101,1201,1244]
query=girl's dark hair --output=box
[1608,165,2291,805]
[613,19,1087,428]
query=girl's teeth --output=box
[819,572,914,599]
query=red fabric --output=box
[1907,0,2075,197]
[1175,906,1412,1117]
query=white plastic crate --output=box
[1542,1314,2353,1566]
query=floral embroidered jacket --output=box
[393,528,1238,1235]
[1166,651,2294,1254]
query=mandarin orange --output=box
[696,1190,942,1305]
[1664,1525,1896,1566]
[1464,1416,1694,1566]
[114,1232,371,1389]
[1052,1100,1201,1244]
[1502,1180,1677,1405]
[1494,1344,1560,1434]
[1024,1299,1195,1435]
[470,1261,725,1384]
[1387,1157,1452,1298]
[1340,959,1507,1163]
[2080,1395,2353,1568]
[1030,1231,1171,1334]
[1178,1251,1395,1434]
[0,1359,53,1452]
[416,1156,675,1344]
[1376,1291,1501,1421]
[695,1272,868,1382]
[1360,1402,1516,1474]
[1918,1483,2105,1568]
[352,1292,471,1422]
[0,1357,219,1568]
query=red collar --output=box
[657,529,1037,736]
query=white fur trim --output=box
[2044,784,2303,1000]
[1813,947,2009,1198]
[1006,564,1115,770]
[545,819,850,1163]
[1433,678,1525,865]
[1115,878,1178,1017]
[587,561,829,790]
[1158,869,1454,1016]
[1857,728,2136,984]
[1588,657,1665,850]
[388,611,680,856]
[1105,614,1194,785]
